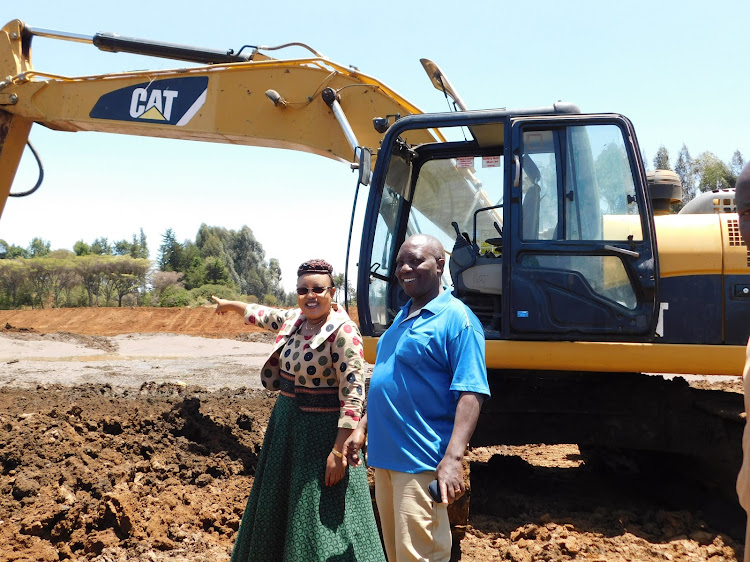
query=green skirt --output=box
[231,394,386,562]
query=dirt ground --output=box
[0,307,746,561]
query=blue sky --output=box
[2,0,748,292]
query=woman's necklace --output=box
[305,317,327,331]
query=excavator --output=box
[1,19,748,533]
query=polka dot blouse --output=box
[244,303,366,429]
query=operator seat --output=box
[449,222,502,331]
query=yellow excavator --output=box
[1,20,747,530]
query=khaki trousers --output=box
[374,468,451,562]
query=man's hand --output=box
[342,424,367,467]
[434,455,465,504]
[433,392,484,503]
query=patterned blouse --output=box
[243,302,366,429]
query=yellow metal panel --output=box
[485,340,744,376]
[363,336,745,376]
[363,336,377,364]
[654,214,723,277]
[0,110,32,217]
[1,60,436,164]
[0,20,31,79]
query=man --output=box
[344,234,490,561]
[737,162,750,562]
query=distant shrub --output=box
[120,293,139,307]
[65,286,89,308]
[189,284,239,306]
[159,286,191,307]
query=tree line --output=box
[650,145,744,205]
[0,225,304,309]
[155,224,294,307]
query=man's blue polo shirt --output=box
[367,289,490,473]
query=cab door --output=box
[505,117,658,339]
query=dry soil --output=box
[0,307,745,561]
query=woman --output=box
[213,259,385,562]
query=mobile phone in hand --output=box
[428,479,442,503]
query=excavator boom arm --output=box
[0,19,438,217]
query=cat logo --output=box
[90,77,208,126]
[130,88,180,121]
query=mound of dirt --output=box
[0,306,268,339]
[0,384,273,561]
[0,306,359,340]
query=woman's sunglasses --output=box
[296,286,333,296]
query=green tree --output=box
[47,257,79,308]
[76,255,105,306]
[158,229,184,272]
[203,256,231,285]
[333,272,356,305]
[0,240,28,259]
[73,240,91,256]
[27,258,54,308]
[28,237,51,258]
[113,239,132,256]
[136,228,149,259]
[110,256,150,306]
[166,223,281,300]
[674,144,695,204]
[90,237,112,255]
[731,150,745,177]
[195,225,236,287]
[653,145,671,170]
[693,152,734,192]
[182,256,204,289]
[0,259,29,307]
[197,224,231,256]
[228,226,267,296]
[268,257,284,300]
[199,232,225,258]
[282,291,298,306]
[98,256,120,305]
[178,239,206,290]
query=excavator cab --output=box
[357,109,659,342]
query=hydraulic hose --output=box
[9,141,44,198]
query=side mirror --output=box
[357,147,372,186]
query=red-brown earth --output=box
[0,307,745,561]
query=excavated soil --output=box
[0,307,746,561]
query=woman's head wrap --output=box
[297,259,334,283]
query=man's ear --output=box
[436,257,446,274]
